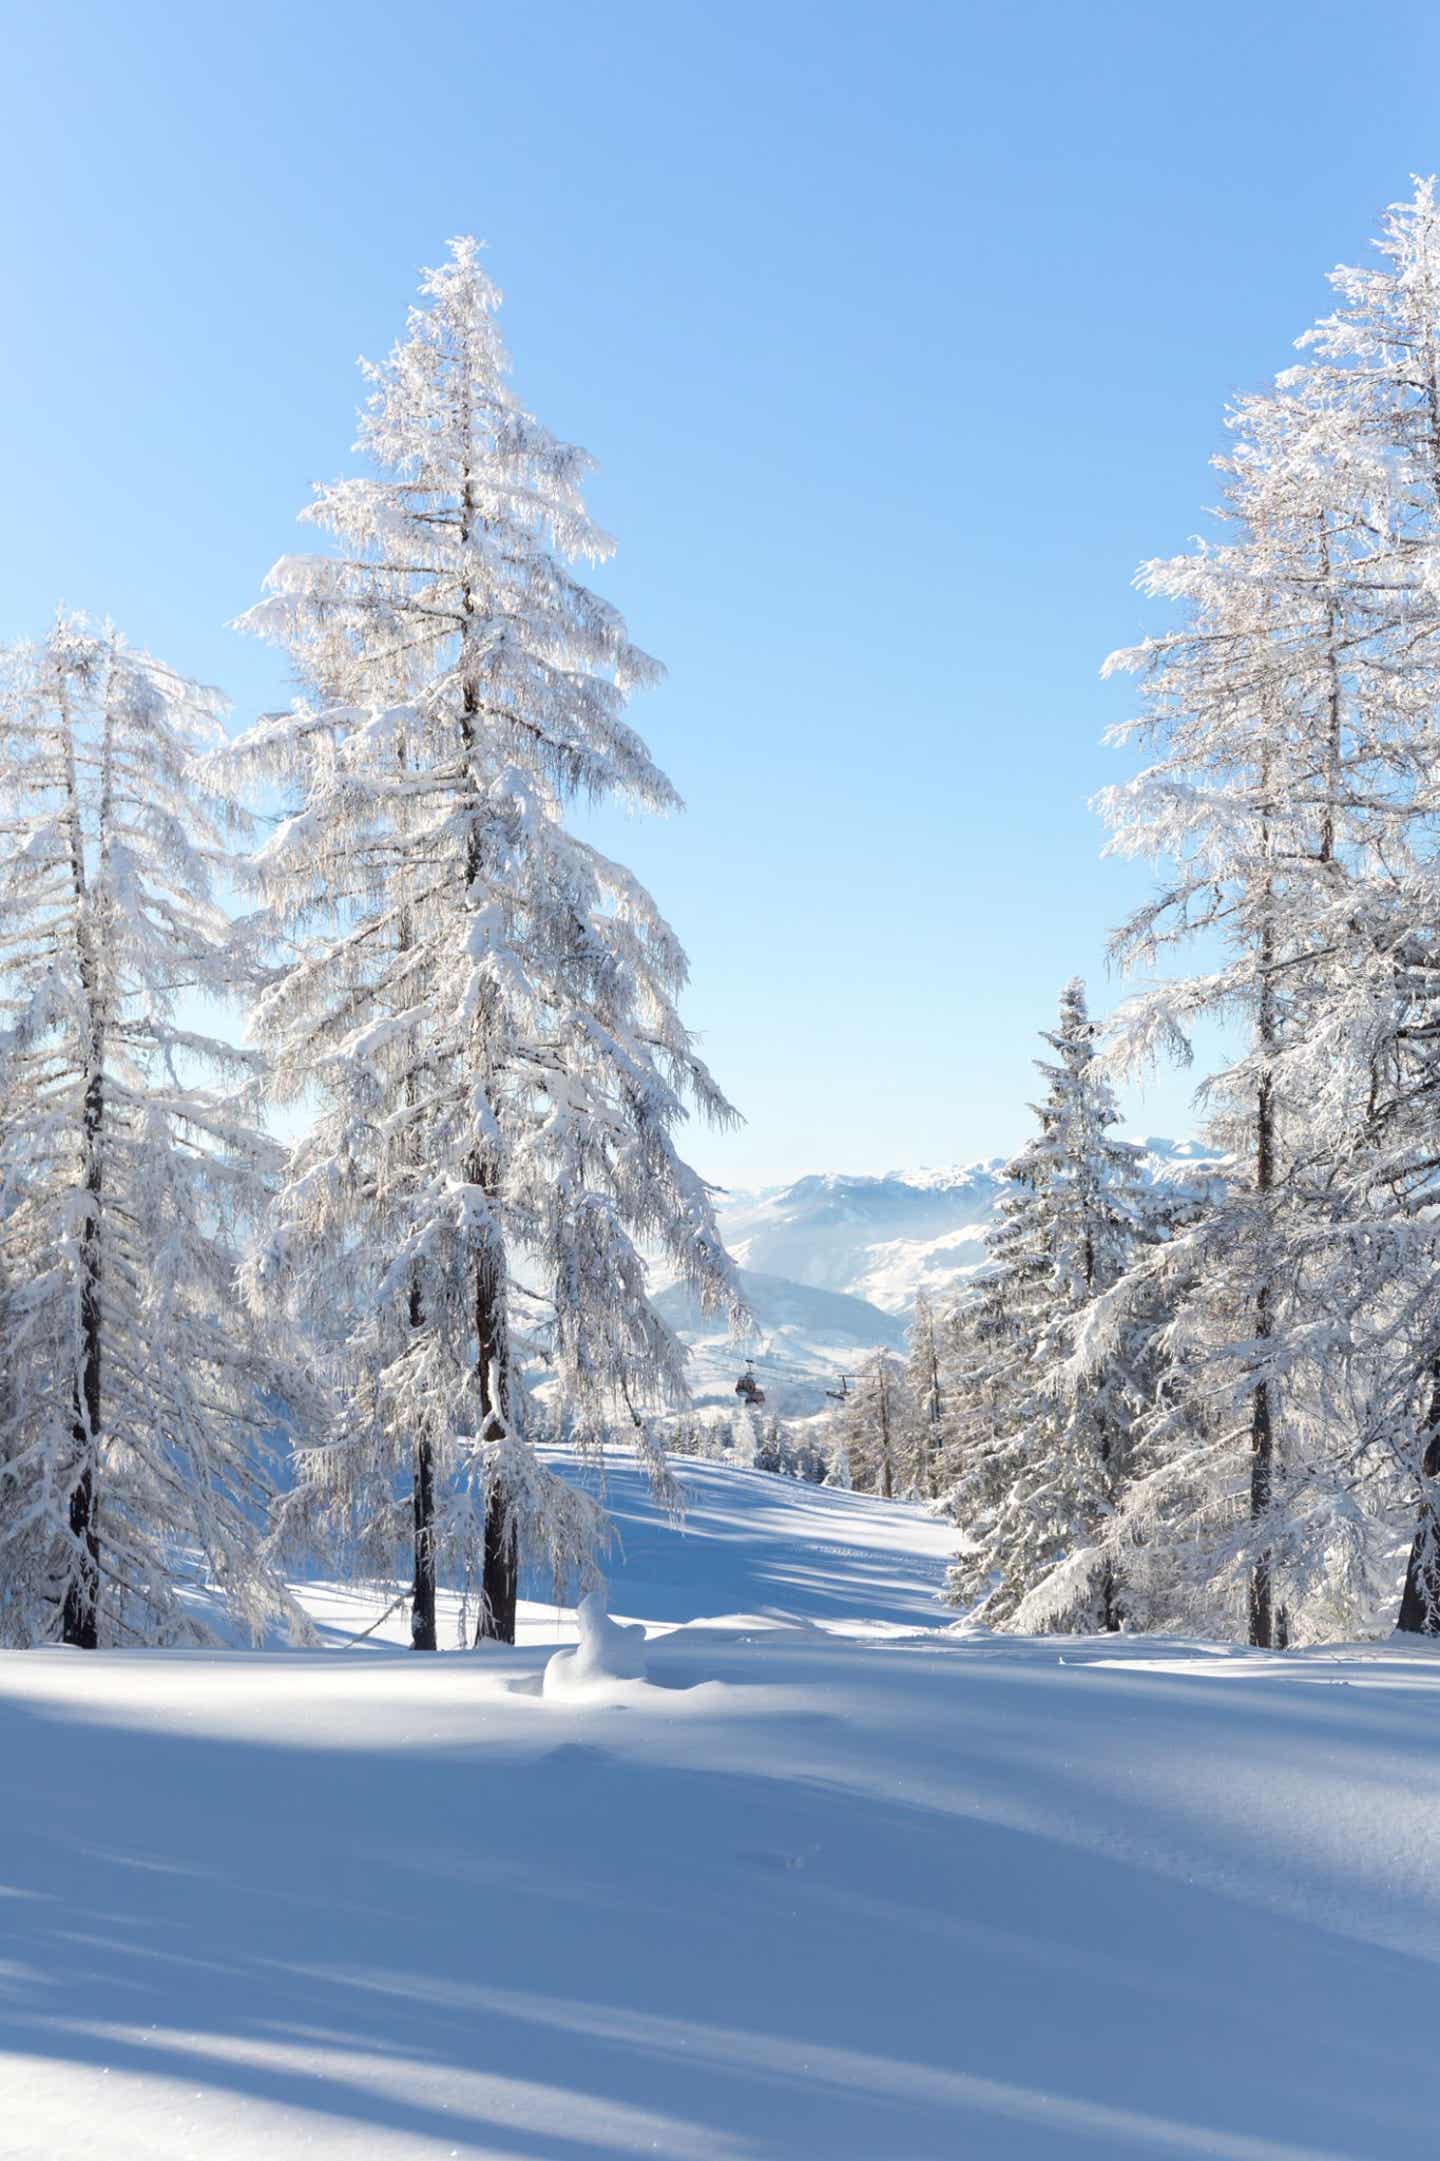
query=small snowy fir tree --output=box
[838,1350,912,1500]
[945,982,1156,1631]
[904,1289,944,1499]
[0,617,304,1648]
[754,1414,786,1473]
[825,1416,854,1491]
[222,239,741,1646]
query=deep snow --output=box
[1,1454,1435,2159]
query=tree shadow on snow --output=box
[0,1675,1434,2160]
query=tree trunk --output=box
[1317,516,1342,870]
[453,436,520,1650]
[473,1188,517,1645]
[410,1268,437,1652]
[481,1490,518,1645]
[394,721,437,1656]
[1390,340,1440,1641]
[61,1470,98,1648]
[411,1433,438,1650]
[60,682,103,1650]
[1397,1365,1440,1633]
[1099,1557,1121,1634]
[1249,782,1277,1651]
[921,1326,941,1498]
[1096,1420,1122,1632]
[1249,1297,1275,1649]
[877,1365,894,1501]
[62,1054,103,1650]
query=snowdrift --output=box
[542,1588,648,1696]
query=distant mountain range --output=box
[656,1140,1216,1418]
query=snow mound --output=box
[542,1587,648,1697]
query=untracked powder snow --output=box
[0,1452,1433,2159]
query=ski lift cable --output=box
[713,1349,859,1388]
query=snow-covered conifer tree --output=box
[904,1290,944,1500]
[837,1350,912,1500]
[1100,369,1378,1642]
[0,617,302,1648]
[1291,177,1440,1634]
[1099,186,1440,1641]
[754,1414,786,1474]
[946,982,1156,1630]
[223,240,740,1646]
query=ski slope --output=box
[1,1455,1436,2160]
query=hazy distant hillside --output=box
[652,1267,908,1418]
[719,1164,1005,1314]
[716,1139,1213,1315]
[662,1139,1216,1414]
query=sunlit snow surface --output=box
[1,1453,1435,2159]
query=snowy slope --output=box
[1,1453,1436,2160]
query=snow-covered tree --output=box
[0,616,303,1649]
[729,1405,759,1468]
[748,1412,828,1482]
[945,982,1157,1630]
[1292,177,1440,1635]
[223,239,741,1646]
[824,1400,854,1491]
[904,1290,944,1500]
[837,1349,912,1500]
[1100,365,1373,1642]
[1098,181,1440,1642]
[754,1414,786,1473]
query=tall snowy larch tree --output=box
[1101,181,1440,1642]
[0,617,302,1649]
[1100,376,1393,1644]
[945,981,1156,1631]
[226,239,741,1647]
[1292,176,1440,1636]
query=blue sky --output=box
[3,0,1437,1186]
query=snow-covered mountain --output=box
[719,1163,1008,1315]
[652,1266,909,1418]
[662,1139,1215,1416]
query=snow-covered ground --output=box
[1,1454,1434,2159]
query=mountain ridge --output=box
[664,1137,1213,1416]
